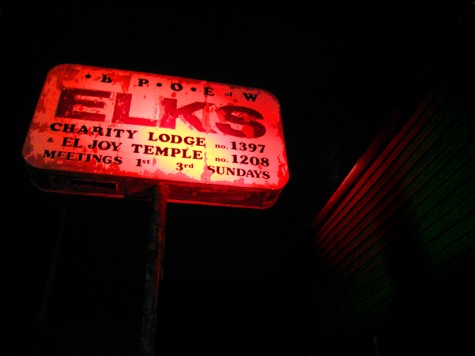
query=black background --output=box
[3,2,473,355]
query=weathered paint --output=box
[22,64,289,208]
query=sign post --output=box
[140,185,167,356]
[22,63,289,353]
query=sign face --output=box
[22,64,289,208]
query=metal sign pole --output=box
[140,184,168,356]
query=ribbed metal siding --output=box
[310,73,475,340]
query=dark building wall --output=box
[310,6,475,355]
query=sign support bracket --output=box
[140,184,168,356]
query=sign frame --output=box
[22,64,289,208]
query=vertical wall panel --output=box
[310,21,475,345]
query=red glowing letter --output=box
[55,88,110,121]
[112,93,159,126]
[159,98,214,133]
[216,106,266,138]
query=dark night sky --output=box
[3,2,473,355]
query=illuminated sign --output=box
[22,64,289,208]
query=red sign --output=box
[22,64,289,208]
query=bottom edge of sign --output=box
[25,167,285,209]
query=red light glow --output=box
[22,64,289,208]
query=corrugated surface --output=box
[310,30,475,343]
